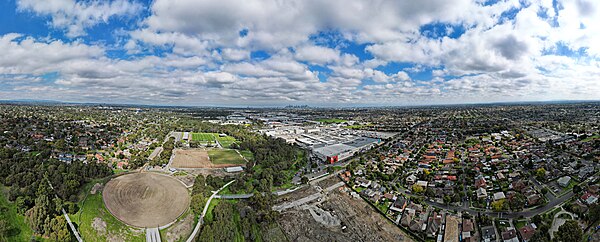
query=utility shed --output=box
[224,166,244,173]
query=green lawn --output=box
[559,179,578,196]
[239,150,254,161]
[71,181,144,242]
[208,149,246,165]
[0,187,35,242]
[191,133,217,142]
[514,220,527,229]
[203,199,220,224]
[216,135,237,148]
[376,201,391,213]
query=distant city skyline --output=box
[1,0,599,106]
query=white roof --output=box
[493,192,506,201]
[224,166,243,172]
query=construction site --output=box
[275,177,413,242]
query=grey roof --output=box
[313,143,356,157]
[344,137,379,148]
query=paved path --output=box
[146,227,161,242]
[186,180,235,242]
[148,147,163,160]
[62,208,83,242]
[215,194,254,199]
[47,180,83,242]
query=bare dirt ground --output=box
[164,212,194,242]
[90,183,103,195]
[186,168,231,177]
[171,149,241,168]
[92,217,107,234]
[171,149,211,168]
[277,178,412,242]
[173,173,196,187]
[103,172,191,228]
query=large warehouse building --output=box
[313,137,380,164]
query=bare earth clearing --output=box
[164,212,194,242]
[171,149,242,168]
[277,177,412,242]
[103,173,190,228]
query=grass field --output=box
[239,150,254,161]
[0,186,35,242]
[71,181,145,242]
[208,149,246,165]
[216,135,237,148]
[191,133,217,142]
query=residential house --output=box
[477,187,488,199]
[518,224,537,242]
[501,227,519,242]
[481,226,496,242]
[426,212,443,237]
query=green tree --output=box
[509,193,525,210]
[47,216,72,242]
[411,184,424,194]
[190,194,206,215]
[573,185,582,194]
[587,204,600,223]
[26,195,51,234]
[491,200,505,211]
[535,168,546,180]
[0,217,12,241]
[554,220,582,242]
[198,224,214,242]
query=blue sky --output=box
[0,0,598,106]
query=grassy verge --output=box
[71,181,144,242]
[203,199,220,224]
[0,186,36,242]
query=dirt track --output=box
[103,173,190,228]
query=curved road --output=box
[424,191,574,219]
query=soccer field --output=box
[191,133,217,142]
[216,135,237,148]
[208,149,246,165]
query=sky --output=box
[0,0,599,107]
